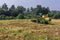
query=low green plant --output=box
[10,29,22,33]
[24,33,46,40]
[0,27,8,30]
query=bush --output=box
[16,14,25,19]
[5,16,14,20]
[0,15,6,20]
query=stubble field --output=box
[0,19,60,40]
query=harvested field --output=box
[0,19,60,40]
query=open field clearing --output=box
[0,19,60,40]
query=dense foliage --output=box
[0,3,60,20]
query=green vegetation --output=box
[0,27,8,30]
[0,3,59,20]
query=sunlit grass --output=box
[0,19,60,40]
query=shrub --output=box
[16,14,25,19]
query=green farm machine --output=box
[32,7,51,24]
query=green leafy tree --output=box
[42,7,50,15]
[16,6,26,14]
[9,5,17,17]
[2,3,8,11]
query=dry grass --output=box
[52,19,60,24]
[0,19,60,40]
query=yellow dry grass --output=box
[51,19,60,24]
[0,19,60,40]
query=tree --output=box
[32,5,42,16]
[36,5,42,14]
[42,7,50,15]
[16,6,26,14]
[30,7,34,12]
[26,8,31,14]
[2,3,8,11]
[1,3,9,16]
[9,5,17,17]
[9,5,15,10]
[50,11,60,19]
[0,4,53,20]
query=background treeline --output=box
[0,3,60,20]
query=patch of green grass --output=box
[52,37,60,40]
[24,32,47,40]
[0,27,8,31]
[10,29,22,33]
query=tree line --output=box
[0,3,60,20]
